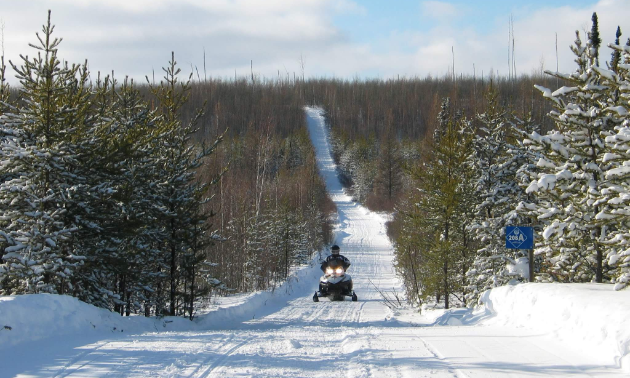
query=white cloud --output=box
[420,1,459,21]
[364,0,630,80]
[1,0,360,83]
[509,2,628,75]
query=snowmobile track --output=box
[194,336,252,378]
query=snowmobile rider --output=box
[321,244,351,272]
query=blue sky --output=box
[335,0,599,43]
[0,0,628,84]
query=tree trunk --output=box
[444,217,450,309]
[407,247,421,305]
[444,260,449,309]
[596,249,603,283]
[189,263,195,320]
[126,290,131,316]
[170,219,177,316]
[114,275,122,315]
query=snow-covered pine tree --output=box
[593,41,630,290]
[523,16,616,283]
[299,202,318,262]
[466,86,538,303]
[65,73,120,308]
[147,52,223,316]
[243,211,267,290]
[0,11,91,294]
[73,75,167,314]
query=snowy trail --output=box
[3,107,625,377]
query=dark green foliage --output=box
[589,12,602,65]
[609,26,622,72]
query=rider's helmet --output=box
[331,245,340,255]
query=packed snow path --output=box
[3,107,625,377]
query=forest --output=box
[1,11,628,317]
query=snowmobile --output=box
[313,261,357,302]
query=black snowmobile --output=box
[313,260,357,302]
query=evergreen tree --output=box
[0,11,91,294]
[406,98,475,308]
[525,21,616,283]
[147,52,223,316]
[589,12,602,66]
[609,26,622,73]
[594,42,630,290]
[467,87,538,302]
[74,76,165,313]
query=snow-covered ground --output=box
[1,107,629,377]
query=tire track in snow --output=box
[354,301,367,323]
[305,299,330,323]
[185,333,236,378]
[195,336,252,378]
[418,337,468,378]
[51,340,111,378]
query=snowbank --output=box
[0,293,196,350]
[0,260,324,350]
[478,283,630,373]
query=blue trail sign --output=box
[505,226,534,249]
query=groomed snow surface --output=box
[1,107,629,377]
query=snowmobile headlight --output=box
[335,267,344,274]
[325,267,334,275]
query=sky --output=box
[0,0,628,85]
